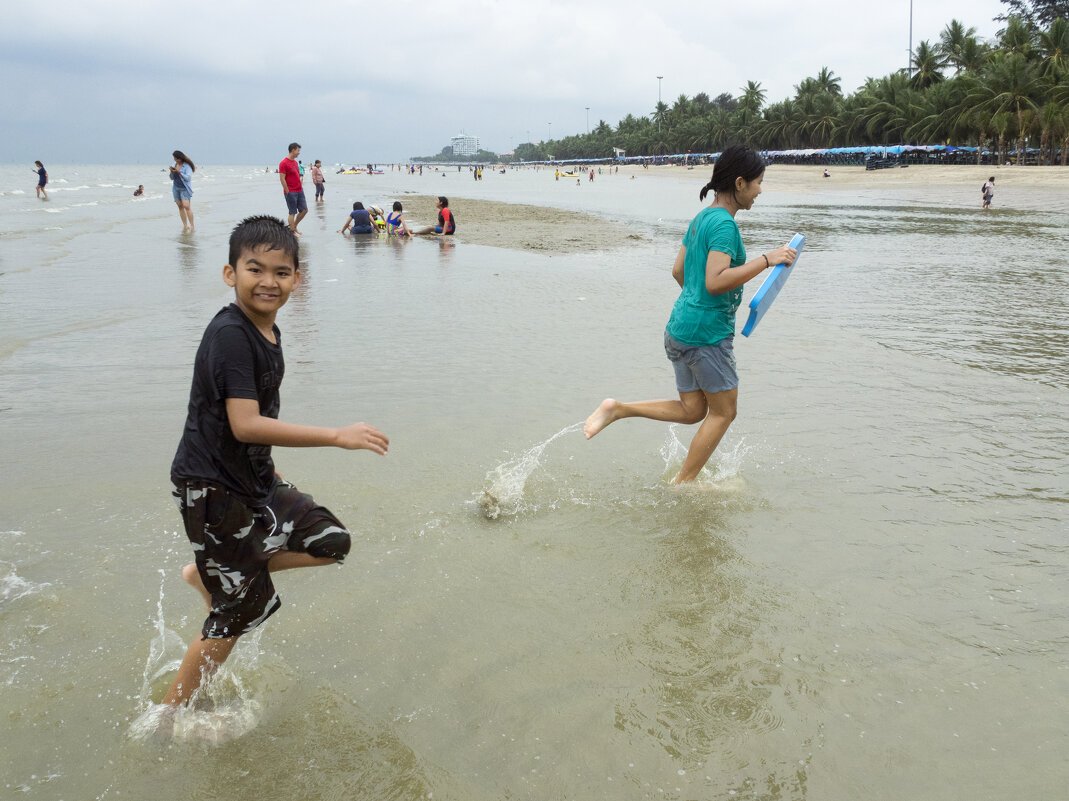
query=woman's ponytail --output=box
[698,144,764,203]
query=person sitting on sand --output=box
[583,144,798,484]
[340,202,376,234]
[385,201,412,237]
[823,169,831,178]
[414,196,456,236]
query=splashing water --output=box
[661,426,751,491]
[127,570,264,746]
[0,531,50,604]
[477,422,584,519]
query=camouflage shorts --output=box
[171,479,351,639]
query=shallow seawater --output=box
[1,164,1067,800]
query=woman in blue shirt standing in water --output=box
[169,150,195,232]
[584,144,797,484]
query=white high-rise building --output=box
[450,133,480,156]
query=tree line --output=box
[513,8,1069,166]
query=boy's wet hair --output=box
[437,196,449,207]
[228,215,299,269]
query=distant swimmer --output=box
[134,185,144,197]
[339,202,376,234]
[982,176,995,210]
[33,160,48,199]
[583,144,798,484]
[385,201,412,237]
[169,150,195,232]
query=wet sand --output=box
[394,192,636,253]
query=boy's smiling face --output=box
[223,245,299,326]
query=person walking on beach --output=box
[583,144,798,484]
[311,160,326,202]
[169,150,195,232]
[162,215,388,719]
[982,176,995,210]
[33,161,48,199]
[279,143,308,235]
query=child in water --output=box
[339,202,376,234]
[385,201,412,237]
[584,144,797,484]
[163,215,388,716]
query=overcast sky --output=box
[3,0,1010,165]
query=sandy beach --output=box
[394,193,636,254]
[643,162,1069,191]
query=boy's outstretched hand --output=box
[335,423,389,455]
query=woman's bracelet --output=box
[763,254,770,268]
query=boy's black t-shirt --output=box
[171,304,283,506]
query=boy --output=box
[164,215,388,709]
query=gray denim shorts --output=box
[664,330,738,394]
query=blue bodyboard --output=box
[740,233,805,337]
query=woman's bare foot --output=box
[182,563,212,611]
[584,398,619,439]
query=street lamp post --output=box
[657,76,664,131]
[585,106,590,134]
[907,0,914,77]
[548,122,552,140]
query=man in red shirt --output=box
[279,142,308,234]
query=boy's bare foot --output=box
[584,398,619,439]
[182,563,212,611]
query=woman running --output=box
[584,144,798,484]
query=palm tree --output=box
[690,92,713,115]
[755,100,802,149]
[738,81,766,115]
[971,51,1042,161]
[1036,101,1065,163]
[999,15,1035,57]
[958,35,991,74]
[910,40,948,89]
[669,94,691,128]
[939,19,979,74]
[651,101,669,132]
[859,74,920,144]
[816,66,843,96]
[1036,17,1069,80]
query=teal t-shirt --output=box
[665,206,746,346]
